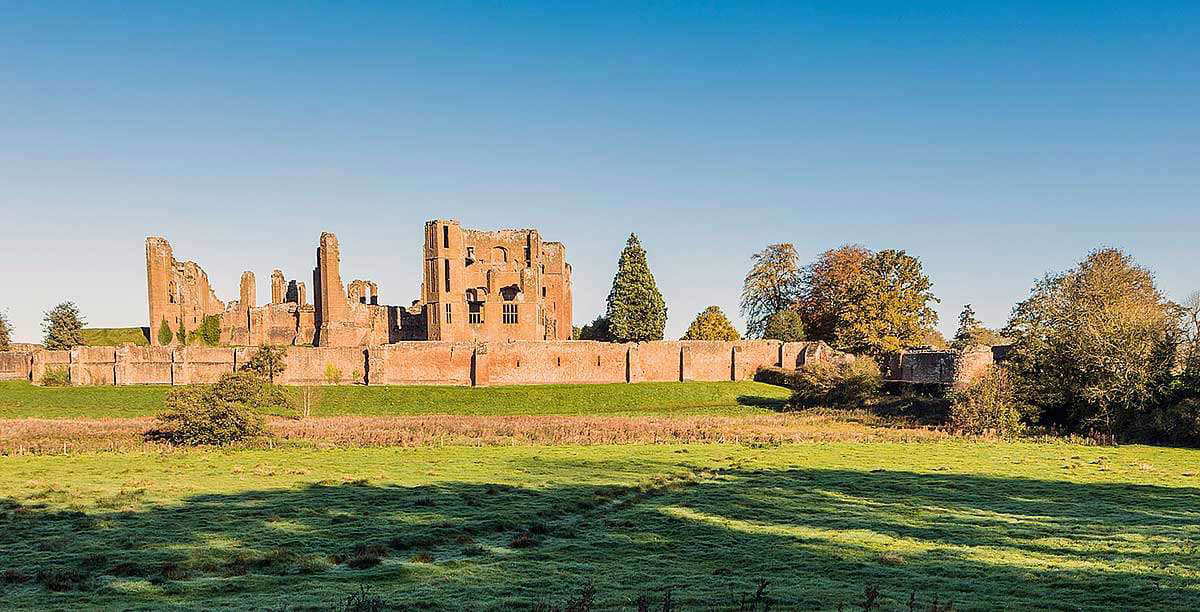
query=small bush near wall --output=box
[151,385,266,446]
[789,358,881,409]
[40,367,70,387]
[948,365,1026,437]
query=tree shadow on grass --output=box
[1,467,1198,610]
[736,394,790,409]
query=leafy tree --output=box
[157,319,174,346]
[0,311,11,351]
[740,244,802,338]
[762,309,806,342]
[835,249,939,356]
[951,304,1004,349]
[605,234,667,342]
[571,326,582,340]
[578,316,612,342]
[681,306,741,341]
[177,321,187,347]
[797,245,872,343]
[153,381,267,446]
[42,302,86,350]
[920,327,949,349]
[948,365,1025,437]
[1004,248,1176,436]
[241,345,287,384]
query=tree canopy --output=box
[761,309,806,342]
[42,302,86,350]
[835,249,939,355]
[740,244,802,338]
[605,234,667,342]
[797,245,871,344]
[1004,248,1176,436]
[0,311,12,351]
[681,306,741,341]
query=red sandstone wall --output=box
[734,341,782,380]
[635,342,682,382]
[0,352,31,381]
[117,346,173,385]
[266,346,367,385]
[23,340,820,388]
[174,347,235,384]
[487,341,627,385]
[70,347,117,386]
[367,343,474,386]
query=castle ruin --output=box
[145,220,572,347]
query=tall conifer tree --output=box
[606,234,667,342]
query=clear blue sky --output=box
[2,1,1197,343]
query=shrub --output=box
[241,345,287,383]
[40,367,70,387]
[209,370,291,413]
[152,384,266,446]
[157,319,173,345]
[948,365,1025,436]
[177,321,187,347]
[789,358,881,408]
[324,363,343,385]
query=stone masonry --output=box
[146,220,570,347]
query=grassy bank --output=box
[80,327,150,346]
[1,442,1197,610]
[0,380,789,419]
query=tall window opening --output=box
[445,303,452,324]
[443,259,451,292]
[503,304,518,324]
[442,225,449,248]
[469,302,483,324]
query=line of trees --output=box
[740,243,942,355]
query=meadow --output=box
[2,443,1198,610]
[1,381,1198,610]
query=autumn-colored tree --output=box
[42,302,86,350]
[1004,248,1176,436]
[797,245,871,343]
[605,234,667,342]
[835,249,939,356]
[740,244,802,338]
[681,306,741,341]
[762,309,806,342]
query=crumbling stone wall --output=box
[0,352,32,381]
[881,346,1000,388]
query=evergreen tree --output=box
[951,304,1005,349]
[682,306,741,341]
[578,316,612,342]
[0,311,12,350]
[42,302,86,350]
[762,309,806,342]
[605,234,667,342]
[158,319,174,346]
[178,321,188,347]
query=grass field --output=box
[0,380,790,419]
[80,327,150,346]
[1,442,1197,610]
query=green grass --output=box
[0,380,789,419]
[1,442,1197,609]
[80,327,150,347]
